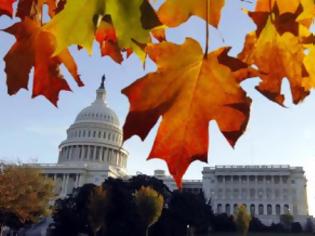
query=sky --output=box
[0,1,314,215]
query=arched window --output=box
[233,204,238,214]
[250,204,255,216]
[258,204,264,215]
[284,204,290,214]
[276,204,281,215]
[225,204,231,215]
[267,204,272,215]
[217,204,222,214]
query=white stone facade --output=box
[202,165,309,226]
[35,77,128,198]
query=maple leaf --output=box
[303,45,315,90]
[0,0,15,16]
[256,0,300,14]
[157,0,225,28]
[95,19,132,64]
[123,38,253,187]
[238,11,309,105]
[16,0,57,19]
[3,18,83,105]
[46,0,159,60]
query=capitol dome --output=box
[57,76,128,172]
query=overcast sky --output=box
[0,1,314,215]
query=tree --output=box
[0,164,54,231]
[51,183,96,236]
[134,186,164,236]
[234,204,251,236]
[88,185,108,236]
[2,0,315,187]
[280,213,294,231]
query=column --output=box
[64,174,69,195]
[92,146,97,160]
[87,146,91,160]
[68,147,72,160]
[104,148,108,162]
[99,147,103,161]
[61,174,66,194]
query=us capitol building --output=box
[33,77,311,227]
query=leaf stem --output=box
[204,0,209,58]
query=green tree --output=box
[234,204,251,236]
[280,213,294,231]
[0,163,54,231]
[88,185,108,236]
[134,186,164,236]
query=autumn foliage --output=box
[1,0,315,187]
[0,163,54,226]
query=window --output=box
[283,189,288,200]
[241,188,247,199]
[250,204,255,216]
[78,130,81,137]
[249,175,255,183]
[233,188,239,198]
[266,176,271,184]
[284,204,289,214]
[103,132,106,139]
[241,176,247,183]
[233,204,238,214]
[98,131,101,138]
[291,179,295,184]
[250,188,255,200]
[276,204,281,215]
[258,189,264,200]
[93,131,96,137]
[83,130,86,137]
[266,188,272,199]
[217,204,222,214]
[225,204,231,215]
[233,175,239,183]
[258,204,264,215]
[88,130,91,137]
[267,204,272,215]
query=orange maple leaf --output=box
[16,0,57,19]
[123,38,253,187]
[238,10,309,105]
[95,20,132,64]
[3,18,83,105]
[157,0,225,28]
[0,0,15,16]
[256,0,300,14]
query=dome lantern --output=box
[95,74,106,103]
